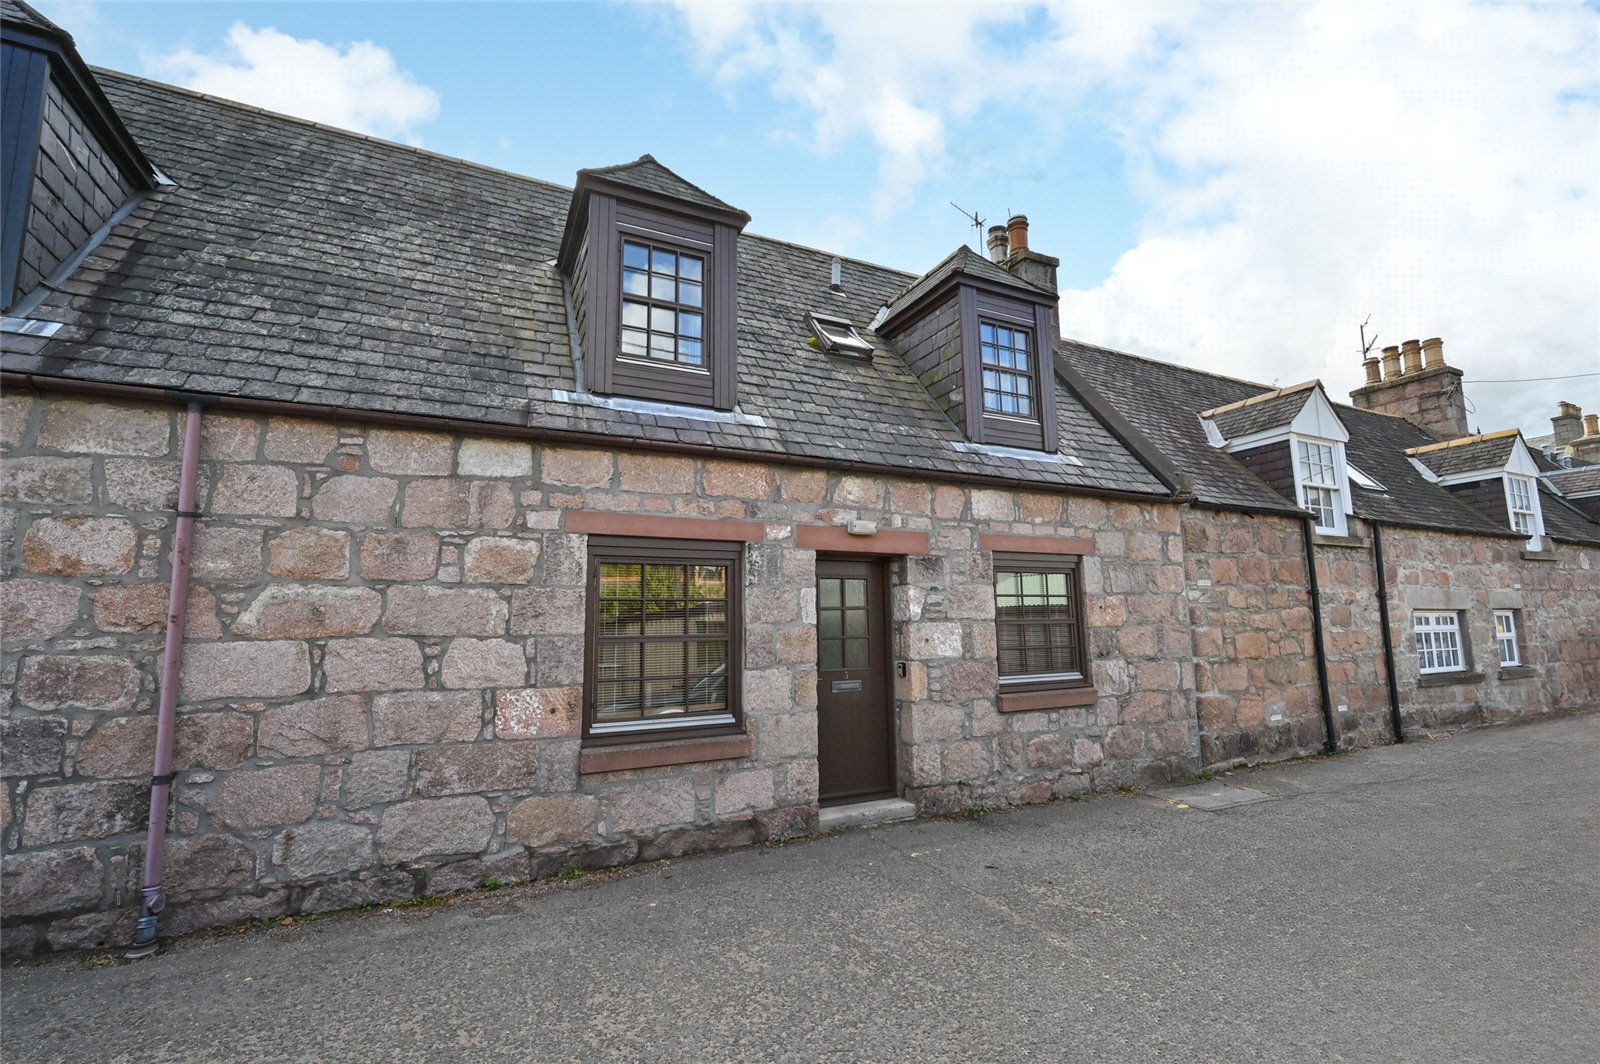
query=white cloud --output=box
[150,23,440,145]
[667,1,1600,432]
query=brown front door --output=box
[815,558,894,804]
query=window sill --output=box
[1311,532,1366,549]
[579,732,752,775]
[1520,549,1558,562]
[1417,671,1486,688]
[998,687,1099,713]
[1497,665,1536,680]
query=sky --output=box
[31,0,1600,437]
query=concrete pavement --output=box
[4,713,1597,1063]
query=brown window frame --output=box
[992,552,1091,696]
[583,536,745,746]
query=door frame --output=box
[814,554,898,804]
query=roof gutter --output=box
[0,371,1176,506]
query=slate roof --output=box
[0,71,1167,499]
[882,245,1052,324]
[1405,431,1520,478]
[1054,340,1600,544]
[1546,465,1600,497]
[1202,383,1316,440]
[1,0,60,35]
[581,155,747,220]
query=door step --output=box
[818,797,917,833]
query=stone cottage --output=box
[2,1,1596,954]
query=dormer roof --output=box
[1405,429,1525,479]
[1200,380,1349,450]
[879,245,1054,330]
[556,154,749,273]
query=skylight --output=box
[808,312,873,358]
[1347,462,1387,492]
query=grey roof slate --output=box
[3,71,1166,499]
[1,0,60,35]
[582,155,747,220]
[1054,340,1598,542]
[1406,433,1520,478]
[1546,465,1600,496]
[1203,385,1315,440]
[1539,486,1600,546]
[882,245,1052,324]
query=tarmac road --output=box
[4,713,1597,1063]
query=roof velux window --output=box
[621,240,705,368]
[807,312,872,358]
[979,321,1036,420]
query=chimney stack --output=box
[996,210,1060,340]
[1006,214,1029,255]
[986,225,1009,264]
[1350,332,1470,441]
[1551,402,1584,449]
[1572,413,1600,464]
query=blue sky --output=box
[35,1,1600,435]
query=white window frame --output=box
[1413,611,1465,675]
[1502,474,1543,550]
[1493,610,1521,667]
[1292,435,1348,535]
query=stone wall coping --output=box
[795,525,930,555]
[979,532,1095,556]
[997,686,1099,712]
[565,511,763,542]
[578,733,754,774]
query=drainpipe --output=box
[127,401,203,958]
[1300,517,1338,754]
[1369,521,1405,744]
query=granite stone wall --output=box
[0,392,1197,952]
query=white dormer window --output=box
[1503,474,1543,550]
[1293,437,1347,534]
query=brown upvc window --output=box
[585,537,743,743]
[993,553,1089,693]
[620,239,706,369]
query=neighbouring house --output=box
[2,1,1597,954]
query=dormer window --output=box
[558,155,749,411]
[621,241,705,368]
[1504,474,1542,549]
[979,321,1036,419]
[1294,437,1345,533]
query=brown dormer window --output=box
[979,320,1036,419]
[620,240,706,368]
[558,156,749,411]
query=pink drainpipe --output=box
[128,401,203,958]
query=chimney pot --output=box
[1006,214,1029,255]
[1558,401,1582,419]
[1362,356,1381,385]
[1421,337,1444,369]
[1381,345,1401,380]
[1400,339,1422,376]
[986,225,1009,264]
[1585,413,1600,438]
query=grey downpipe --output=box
[127,401,203,958]
[1300,517,1338,754]
[1369,522,1405,743]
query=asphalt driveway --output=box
[4,714,1597,1063]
